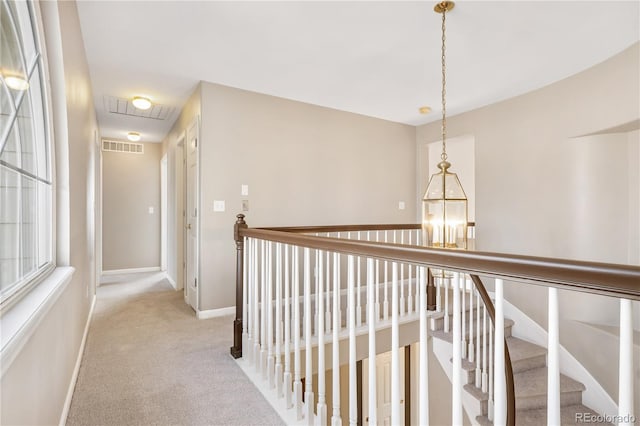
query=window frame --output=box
[0,0,56,310]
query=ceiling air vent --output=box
[103,96,175,120]
[102,139,144,154]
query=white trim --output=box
[101,267,160,276]
[59,294,95,426]
[1,267,75,377]
[165,273,178,291]
[196,306,235,320]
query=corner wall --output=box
[198,82,417,311]
[0,1,98,424]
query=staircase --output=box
[431,305,612,426]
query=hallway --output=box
[66,273,284,426]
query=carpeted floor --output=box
[66,272,284,426]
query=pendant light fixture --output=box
[422,1,468,249]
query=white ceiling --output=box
[76,1,640,143]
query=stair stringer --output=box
[490,292,618,420]
[432,337,481,426]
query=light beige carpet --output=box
[66,273,284,426]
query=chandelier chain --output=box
[440,5,448,161]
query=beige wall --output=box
[102,142,161,271]
[1,1,98,424]
[198,81,417,311]
[417,43,640,412]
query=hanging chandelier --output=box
[422,1,468,249]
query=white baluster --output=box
[408,231,414,315]
[304,248,314,425]
[452,273,463,426]
[268,243,275,386]
[246,238,253,363]
[275,243,283,397]
[391,263,401,425]
[461,275,467,359]
[357,232,362,327]
[619,299,635,425]
[488,315,494,421]
[348,256,357,426]
[326,250,331,333]
[436,272,442,313]
[252,241,262,372]
[284,245,292,408]
[475,291,481,387]
[481,304,488,392]
[367,258,377,426]
[444,276,450,333]
[419,266,429,426]
[294,248,303,420]
[547,287,560,426]
[469,279,475,363]
[260,240,267,375]
[317,251,327,426]
[315,250,319,338]
[375,231,380,320]
[494,280,506,426]
[242,237,249,358]
[331,252,342,426]
[383,231,389,321]
[399,232,405,317]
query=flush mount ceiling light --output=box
[422,1,469,250]
[4,74,29,91]
[131,96,152,110]
[419,106,432,114]
[127,132,141,142]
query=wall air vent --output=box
[103,96,175,121]
[102,139,144,154]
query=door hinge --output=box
[194,207,197,217]
[195,278,198,288]
[194,138,198,148]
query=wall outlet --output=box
[148,206,155,214]
[398,201,405,210]
[241,184,249,196]
[213,200,225,212]
[242,199,249,211]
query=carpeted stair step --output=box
[463,366,585,417]
[475,404,613,426]
[455,336,547,384]
[514,367,585,410]
[431,318,514,343]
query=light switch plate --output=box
[241,184,249,196]
[148,206,155,214]
[213,200,225,212]
[398,201,405,210]
[242,199,249,211]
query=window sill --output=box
[0,266,75,377]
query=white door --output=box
[363,349,405,426]
[185,119,199,312]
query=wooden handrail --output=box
[470,274,516,426]
[239,227,640,300]
[258,222,475,234]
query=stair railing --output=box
[230,214,640,426]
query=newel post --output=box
[230,214,247,358]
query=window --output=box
[0,0,53,305]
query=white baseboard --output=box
[197,306,235,320]
[59,294,95,426]
[165,273,178,290]
[101,267,160,276]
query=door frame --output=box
[160,153,168,273]
[184,116,200,312]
